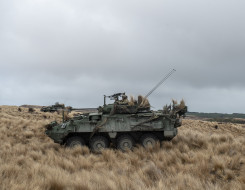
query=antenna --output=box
[145,69,176,98]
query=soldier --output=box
[118,95,129,105]
[114,96,119,102]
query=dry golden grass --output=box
[0,106,244,190]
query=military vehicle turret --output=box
[45,93,187,152]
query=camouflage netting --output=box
[163,99,186,115]
[113,95,151,114]
[128,95,150,108]
[139,97,150,108]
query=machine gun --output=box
[104,92,125,105]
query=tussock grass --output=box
[0,106,244,190]
[128,95,150,108]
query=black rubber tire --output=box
[66,136,85,148]
[89,136,109,153]
[140,133,159,148]
[117,134,135,151]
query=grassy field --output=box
[0,106,244,190]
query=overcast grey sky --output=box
[1,0,245,113]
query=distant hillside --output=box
[186,112,245,124]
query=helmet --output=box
[122,95,127,99]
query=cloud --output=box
[0,0,245,113]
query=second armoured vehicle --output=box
[45,93,187,152]
[41,102,72,113]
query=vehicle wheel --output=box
[66,136,85,148]
[89,136,109,153]
[117,134,135,151]
[140,133,159,148]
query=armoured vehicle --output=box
[41,102,72,113]
[45,93,187,152]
